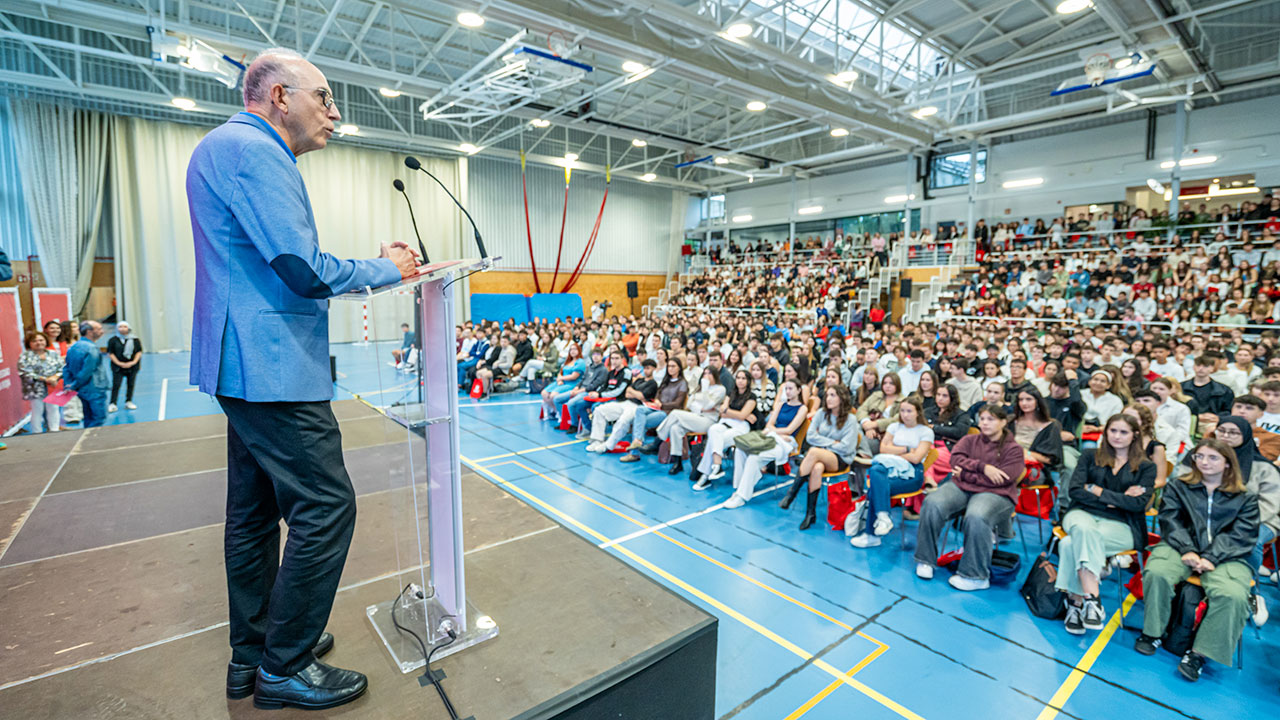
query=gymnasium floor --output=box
[21,341,1279,719]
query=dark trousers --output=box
[111,367,138,404]
[79,389,107,428]
[217,396,357,676]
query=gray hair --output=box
[242,47,305,108]
[78,321,95,336]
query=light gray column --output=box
[1169,101,1188,238]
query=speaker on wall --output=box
[899,278,913,297]
[626,281,639,298]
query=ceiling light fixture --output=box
[732,214,753,223]
[564,152,579,162]
[457,11,485,27]
[830,127,849,137]
[171,97,197,111]
[830,70,859,85]
[458,142,479,154]
[379,87,402,98]
[713,156,729,165]
[798,205,823,215]
[339,124,359,135]
[1113,57,1133,70]
[1002,177,1044,189]
[530,118,551,128]
[746,100,767,112]
[632,138,647,147]
[884,194,916,203]
[640,172,657,182]
[1146,178,1166,194]
[1160,155,1217,169]
[912,106,938,119]
[1055,0,1093,15]
[622,60,647,74]
[726,23,753,39]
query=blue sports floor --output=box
[42,341,1280,719]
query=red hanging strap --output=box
[549,165,570,293]
[561,167,610,294]
[520,151,542,293]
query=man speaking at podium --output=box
[187,48,418,710]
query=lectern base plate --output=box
[366,594,499,674]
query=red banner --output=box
[0,288,28,433]
[33,287,72,330]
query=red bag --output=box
[470,378,485,399]
[826,480,855,531]
[1016,486,1057,519]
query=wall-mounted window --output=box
[930,150,986,189]
[701,194,725,221]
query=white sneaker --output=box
[948,574,990,592]
[692,477,712,492]
[125,401,137,410]
[108,404,117,413]
[850,534,881,548]
[872,513,893,536]
[586,442,606,453]
[916,563,934,580]
[707,467,725,481]
[1251,593,1269,627]
[723,494,745,509]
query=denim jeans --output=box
[565,394,591,428]
[913,481,1015,580]
[864,461,924,535]
[1252,523,1277,574]
[630,406,667,446]
[457,358,479,386]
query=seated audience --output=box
[691,369,757,490]
[850,397,934,548]
[781,384,859,530]
[725,379,807,508]
[658,367,726,475]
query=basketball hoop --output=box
[1083,53,1111,86]
[547,30,571,58]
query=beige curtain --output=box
[110,114,462,350]
[8,101,110,316]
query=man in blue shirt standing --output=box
[187,48,418,711]
[63,320,110,427]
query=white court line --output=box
[461,398,543,407]
[157,378,168,421]
[0,525,559,691]
[0,433,83,564]
[597,479,792,549]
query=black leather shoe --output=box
[253,659,368,710]
[226,633,335,699]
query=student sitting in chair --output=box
[914,404,1026,590]
[724,379,806,508]
[1057,414,1155,634]
[1136,437,1259,682]
[850,397,934,549]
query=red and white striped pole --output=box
[356,302,370,346]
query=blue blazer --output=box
[186,113,400,402]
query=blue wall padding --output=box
[529,293,584,321]
[470,293,530,323]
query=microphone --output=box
[392,178,431,265]
[404,155,488,259]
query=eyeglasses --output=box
[283,85,335,109]
[1214,428,1242,437]
[1192,453,1225,463]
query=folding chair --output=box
[1184,575,1257,669]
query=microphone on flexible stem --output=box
[404,155,488,259]
[392,178,431,266]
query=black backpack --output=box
[1161,581,1206,656]
[1020,553,1067,620]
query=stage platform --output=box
[0,400,717,719]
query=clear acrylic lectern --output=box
[336,256,499,672]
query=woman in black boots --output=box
[780,384,859,529]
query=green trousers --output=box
[1141,543,1252,666]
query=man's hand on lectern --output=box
[382,241,421,279]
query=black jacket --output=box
[1046,391,1086,437]
[1067,450,1157,551]
[1180,378,1234,416]
[513,339,534,366]
[931,409,973,448]
[1158,477,1259,566]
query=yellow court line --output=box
[466,460,923,720]
[501,459,885,648]
[471,438,585,463]
[784,643,890,720]
[1034,594,1136,720]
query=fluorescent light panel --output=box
[1002,177,1044,189]
[798,205,823,215]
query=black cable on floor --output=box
[390,583,463,720]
